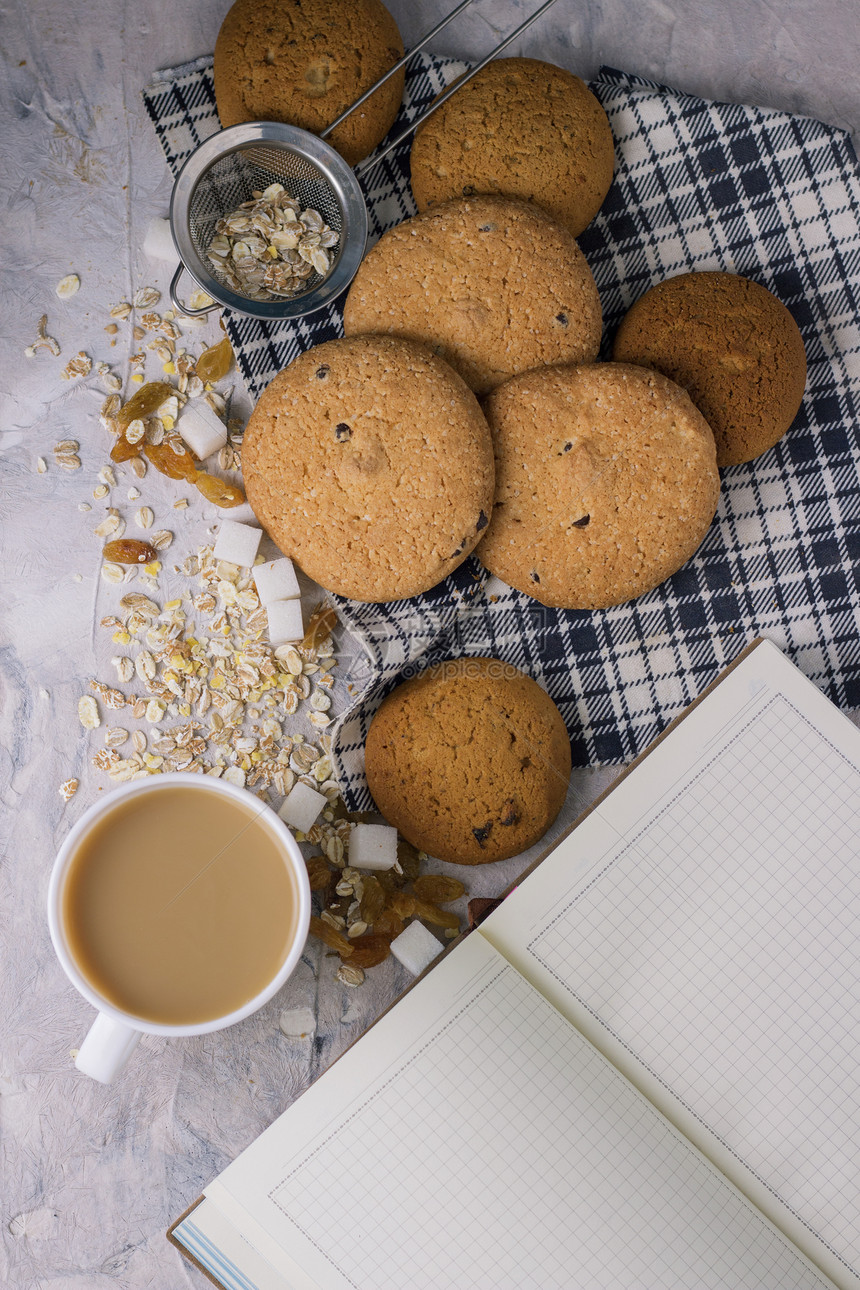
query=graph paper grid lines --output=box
[529,693,860,1281]
[267,961,828,1290]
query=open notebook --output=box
[169,639,860,1290]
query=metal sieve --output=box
[168,0,561,321]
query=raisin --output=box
[411,897,460,930]
[195,336,234,383]
[195,472,246,507]
[555,312,569,326]
[386,891,416,919]
[103,538,157,564]
[476,510,489,532]
[499,800,520,827]
[396,837,421,881]
[334,422,351,441]
[530,570,541,584]
[571,515,590,528]
[308,914,353,956]
[342,934,391,968]
[462,184,475,196]
[412,875,466,903]
[359,875,386,924]
[116,381,175,431]
[145,440,199,481]
[372,909,405,938]
[302,604,338,650]
[315,365,330,380]
[305,856,333,891]
[110,435,142,464]
[562,442,573,453]
[472,821,493,845]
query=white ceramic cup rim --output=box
[47,772,311,1038]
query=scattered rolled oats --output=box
[93,483,110,500]
[110,301,133,320]
[135,506,154,530]
[125,418,145,445]
[25,315,61,358]
[61,351,92,380]
[129,457,148,479]
[78,695,100,730]
[101,562,125,584]
[59,778,79,801]
[104,727,129,748]
[336,964,365,988]
[36,457,47,474]
[133,286,161,310]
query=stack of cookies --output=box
[224,12,808,862]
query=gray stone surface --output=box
[0,1,855,1286]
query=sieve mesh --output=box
[170,123,367,320]
[187,144,346,301]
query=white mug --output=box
[47,773,311,1084]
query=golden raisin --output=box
[195,472,246,507]
[386,891,416,919]
[103,538,157,564]
[302,604,338,651]
[110,434,141,463]
[412,875,466,904]
[359,874,386,924]
[411,896,459,930]
[305,857,333,891]
[116,381,175,431]
[396,837,421,881]
[373,909,405,938]
[144,440,199,481]
[308,914,353,956]
[195,337,234,383]
[343,934,391,968]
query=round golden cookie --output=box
[365,657,571,865]
[213,0,404,167]
[342,196,602,396]
[612,271,807,467]
[410,58,615,237]
[241,335,495,604]
[476,363,720,609]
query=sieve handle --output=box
[354,0,563,181]
[169,262,221,318]
[319,0,476,142]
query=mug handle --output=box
[75,1013,141,1084]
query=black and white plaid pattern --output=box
[144,57,860,809]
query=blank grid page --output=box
[531,695,860,1280]
[269,961,826,1290]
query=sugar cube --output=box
[213,519,262,567]
[278,781,326,833]
[253,557,301,606]
[177,400,228,460]
[348,822,398,871]
[267,598,304,646]
[390,921,442,975]
[142,216,177,262]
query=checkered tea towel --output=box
[144,55,860,810]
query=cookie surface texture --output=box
[342,196,602,396]
[214,0,404,167]
[612,271,807,467]
[365,657,571,864]
[476,363,720,609]
[241,335,495,603]
[409,57,615,237]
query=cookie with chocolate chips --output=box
[241,335,495,603]
[476,362,720,609]
[342,195,602,396]
[365,657,571,864]
[213,0,404,168]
